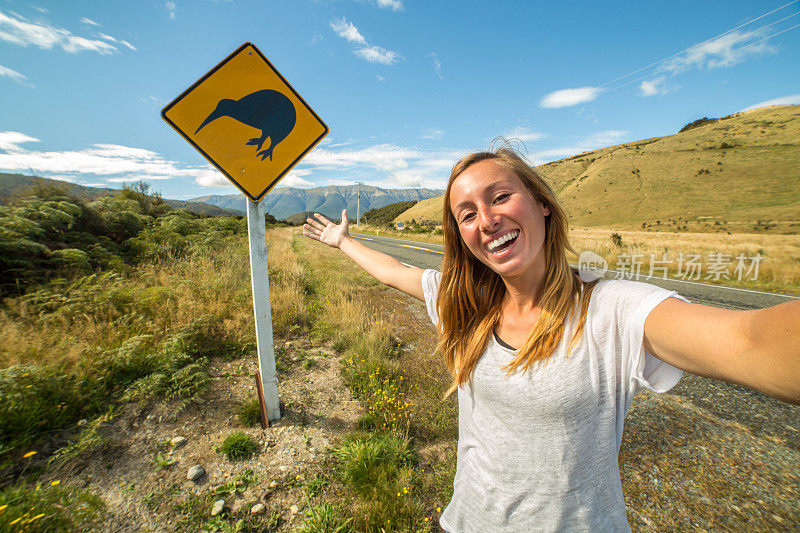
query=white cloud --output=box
[421,128,444,140]
[354,45,401,65]
[282,168,313,188]
[0,131,39,151]
[389,169,423,187]
[0,64,32,87]
[662,30,776,73]
[639,76,666,96]
[540,87,603,108]
[375,0,404,12]
[165,1,177,20]
[140,95,167,107]
[98,33,137,51]
[503,127,545,143]
[80,17,100,27]
[32,6,49,14]
[195,169,231,188]
[0,10,130,54]
[330,17,366,45]
[376,74,386,82]
[584,130,629,146]
[0,131,223,188]
[533,130,629,163]
[430,52,443,79]
[304,144,421,171]
[330,17,402,66]
[741,94,800,111]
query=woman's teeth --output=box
[488,230,519,252]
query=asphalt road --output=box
[349,231,800,450]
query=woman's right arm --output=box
[302,209,425,301]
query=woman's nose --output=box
[477,206,500,231]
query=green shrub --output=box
[0,366,94,453]
[50,248,92,274]
[679,117,718,133]
[333,432,416,498]
[0,483,105,531]
[217,432,258,461]
[237,398,262,426]
[361,201,417,226]
[332,432,422,530]
[298,503,354,533]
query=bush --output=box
[217,432,258,461]
[361,201,418,226]
[298,503,354,533]
[0,366,93,454]
[332,432,422,529]
[50,248,92,274]
[0,483,105,531]
[237,398,262,426]
[679,117,718,133]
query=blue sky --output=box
[1,0,798,200]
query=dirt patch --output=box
[46,337,361,531]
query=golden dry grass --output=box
[0,228,309,370]
[566,227,800,293]
[391,105,800,234]
[353,225,799,294]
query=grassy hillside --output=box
[0,174,239,217]
[397,105,800,235]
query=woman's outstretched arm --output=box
[643,298,800,405]
[302,209,425,301]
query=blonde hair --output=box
[437,147,599,398]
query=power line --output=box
[599,0,799,88]
[598,11,800,102]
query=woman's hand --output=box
[302,209,350,249]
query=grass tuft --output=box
[297,503,354,533]
[216,432,258,461]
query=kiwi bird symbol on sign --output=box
[195,89,297,161]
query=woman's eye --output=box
[461,213,475,222]
[494,193,510,203]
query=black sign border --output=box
[161,42,329,203]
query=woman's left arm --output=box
[643,298,800,405]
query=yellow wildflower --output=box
[9,517,22,525]
[437,507,442,513]
[0,504,7,512]
[51,480,60,486]
[22,451,36,458]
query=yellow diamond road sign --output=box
[162,42,328,202]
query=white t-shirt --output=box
[421,269,689,532]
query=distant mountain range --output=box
[0,173,240,217]
[190,185,444,220]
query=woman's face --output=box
[449,159,550,279]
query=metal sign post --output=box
[161,42,328,425]
[247,199,280,423]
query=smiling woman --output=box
[302,146,800,532]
